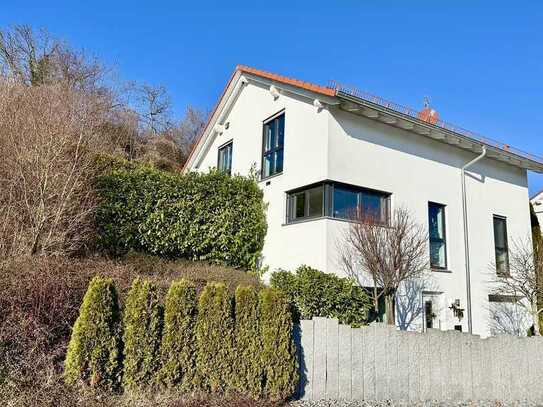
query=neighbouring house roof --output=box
[531,189,543,201]
[184,65,543,173]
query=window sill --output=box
[259,172,283,183]
[282,215,382,226]
[431,268,453,273]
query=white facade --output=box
[185,66,542,337]
[531,191,543,229]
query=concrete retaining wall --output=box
[295,317,543,402]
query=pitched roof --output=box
[184,65,543,173]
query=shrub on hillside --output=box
[195,283,235,392]
[64,276,122,390]
[95,164,267,270]
[157,279,197,390]
[122,278,163,389]
[259,288,298,401]
[271,265,371,326]
[233,285,262,397]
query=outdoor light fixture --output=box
[269,85,280,99]
[449,299,464,320]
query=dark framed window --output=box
[217,141,233,174]
[493,215,509,276]
[428,202,447,269]
[262,112,284,178]
[286,181,390,224]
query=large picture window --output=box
[262,113,284,178]
[428,202,447,269]
[286,182,390,224]
[493,215,509,276]
[217,141,233,174]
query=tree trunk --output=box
[373,286,379,320]
[385,293,395,326]
[532,302,541,336]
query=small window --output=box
[287,185,324,222]
[428,202,447,269]
[217,141,233,174]
[493,216,509,276]
[262,113,284,178]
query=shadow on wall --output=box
[293,324,308,399]
[332,107,526,188]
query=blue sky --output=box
[3,1,543,195]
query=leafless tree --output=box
[338,206,429,325]
[0,24,106,92]
[490,237,543,336]
[127,82,172,135]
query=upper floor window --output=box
[217,141,233,175]
[262,113,284,178]
[493,215,509,276]
[428,202,447,269]
[286,182,390,224]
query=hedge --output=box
[95,162,267,270]
[122,278,163,389]
[64,276,122,390]
[271,265,371,326]
[195,282,235,392]
[157,279,197,390]
[259,288,298,401]
[233,285,262,397]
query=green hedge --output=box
[64,277,122,390]
[271,265,371,326]
[157,279,197,390]
[233,285,262,397]
[195,282,235,392]
[95,163,267,270]
[259,288,298,401]
[122,279,163,389]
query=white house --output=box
[531,190,543,229]
[184,65,543,337]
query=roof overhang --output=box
[336,91,543,173]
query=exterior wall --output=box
[532,192,543,230]
[296,317,543,402]
[191,80,532,337]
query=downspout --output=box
[461,145,487,334]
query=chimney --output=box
[417,96,439,125]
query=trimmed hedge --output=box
[259,288,298,401]
[122,278,163,389]
[233,285,262,397]
[63,276,122,390]
[271,265,371,326]
[157,279,197,390]
[95,163,267,270]
[195,282,235,392]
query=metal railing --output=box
[329,80,543,165]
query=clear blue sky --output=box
[3,1,543,195]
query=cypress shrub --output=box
[233,285,262,397]
[122,278,163,390]
[259,288,298,401]
[64,276,122,390]
[95,163,267,270]
[195,282,234,392]
[157,279,197,390]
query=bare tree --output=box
[338,206,429,325]
[0,25,106,91]
[490,237,543,336]
[127,82,172,135]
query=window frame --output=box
[261,111,285,180]
[287,184,325,222]
[428,201,448,270]
[285,181,391,225]
[493,215,510,276]
[217,140,233,175]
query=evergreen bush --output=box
[63,276,122,390]
[271,265,371,326]
[96,163,267,270]
[157,279,197,390]
[195,282,234,392]
[233,285,262,397]
[122,278,163,389]
[259,288,298,401]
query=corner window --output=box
[428,202,447,269]
[217,141,233,175]
[493,215,509,276]
[286,182,390,224]
[262,113,284,178]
